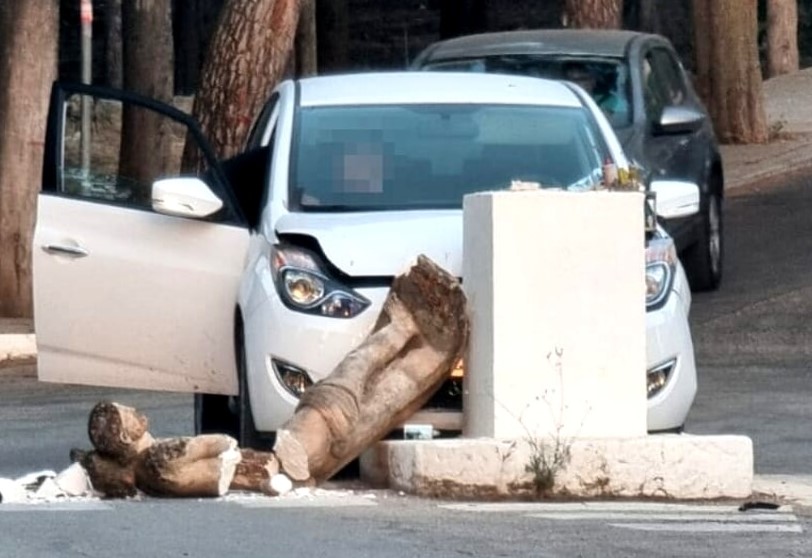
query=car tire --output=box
[236,324,276,450]
[650,424,684,435]
[684,191,723,292]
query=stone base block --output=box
[361,435,753,500]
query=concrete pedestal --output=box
[462,190,647,439]
[361,436,754,500]
[360,189,754,502]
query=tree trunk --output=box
[104,0,123,89]
[692,0,712,104]
[0,1,58,318]
[440,0,489,39]
[295,0,318,76]
[693,0,768,144]
[273,255,468,483]
[627,0,694,73]
[766,0,799,77]
[186,0,302,161]
[172,0,226,95]
[315,0,348,72]
[632,0,660,33]
[120,0,175,204]
[564,0,622,29]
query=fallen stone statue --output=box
[0,255,467,501]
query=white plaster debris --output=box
[55,463,94,497]
[269,474,293,496]
[4,465,382,505]
[0,465,95,505]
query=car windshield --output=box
[291,104,607,212]
[422,56,631,128]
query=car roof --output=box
[296,71,583,108]
[419,29,652,60]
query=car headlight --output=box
[645,238,677,310]
[271,244,370,318]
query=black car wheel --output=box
[236,325,270,449]
[194,325,274,450]
[684,191,723,292]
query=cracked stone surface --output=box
[362,435,753,500]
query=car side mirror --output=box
[152,177,224,219]
[653,105,705,135]
[651,180,700,220]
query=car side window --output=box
[642,48,687,121]
[222,127,276,229]
[650,49,687,106]
[59,92,224,217]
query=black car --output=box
[413,29,723,291]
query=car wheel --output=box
[684,191,723,292]
[236,327,260,449]
[650,424,684,435]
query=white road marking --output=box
[0,501,112,512]
[230,496,378,508]
[440,502,791,514]
[527,512,797,522]
[611,522,803,533]
[440,501,803,534]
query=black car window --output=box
[643,48,687,121]
[650,49,687,106]
[422,56,633,128]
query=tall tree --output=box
[564,0,622,28]
[766,0,799,77]
[315,0,348,73]
[119,0,175,201]
[188,0,301,160]
[625,0,694,72]
[693,0,768,144]
[295,0,317,76]
[105,0,123,89]
[0,1,59,317]
[173,0,226,95]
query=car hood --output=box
[274,210,462,278]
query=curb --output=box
[722,134,812,194]
[0,334,37,366]
[361,435,753,500]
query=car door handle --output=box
[42,244,89,258]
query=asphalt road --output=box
[686,175,812,474]
[1,176,811,556]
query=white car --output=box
[34,73,697,447]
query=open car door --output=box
[34,82,249,395]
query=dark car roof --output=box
[419,29,657,61]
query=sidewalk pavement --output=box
[723,67,812,193]
[0,319,35,369]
